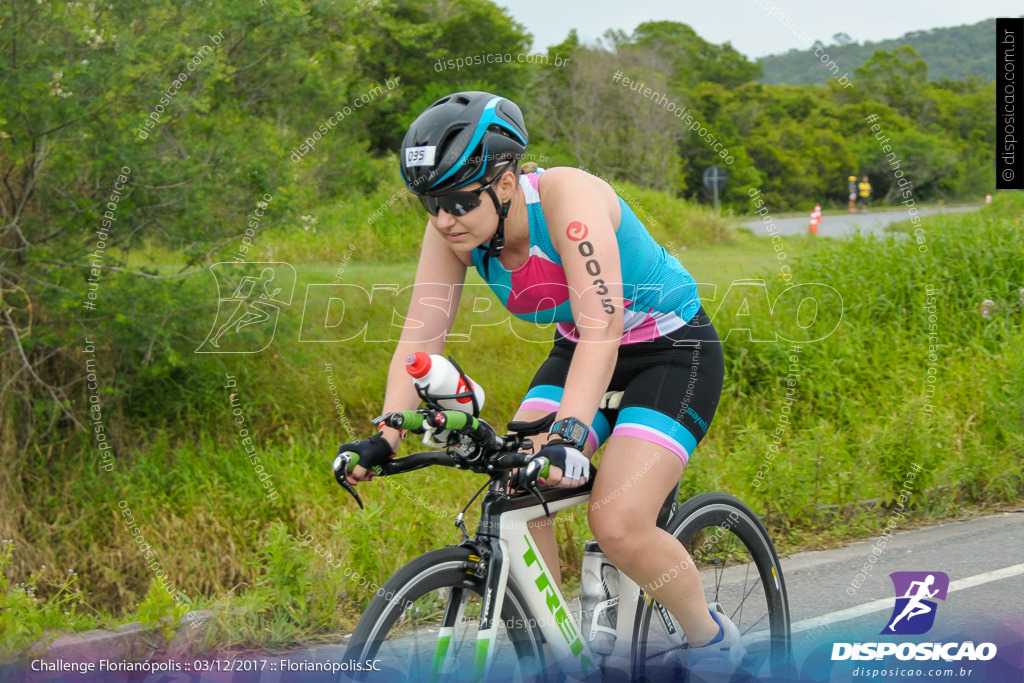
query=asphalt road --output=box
[784,511,1024,682]
[780,511,1024,649]
[741,204,982,238]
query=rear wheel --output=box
[631,493,791,679]
[343,546,546,682]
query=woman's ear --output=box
[497,169,519,203]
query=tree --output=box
[631,21,762,91]
[354,0,533,154]
[531,44,683,192]
[0,0,539,457]
[854,47,929,119]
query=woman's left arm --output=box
[542,169,624,461]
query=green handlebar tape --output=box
[397,411,425,430]
[540,462,550,478]
[440,411,477,431]
[342,452,359,470]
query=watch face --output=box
[553,419,588,447]
[568,422,587,445]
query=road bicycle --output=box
[334,392,791,681]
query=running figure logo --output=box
[196,262,295,353]
[881,571,949,635]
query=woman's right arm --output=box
[349,222,467,476]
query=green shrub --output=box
[0,541,91,661]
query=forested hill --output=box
[758,19,997,86]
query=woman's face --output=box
[427,184,497,251]
[425,171,516,252]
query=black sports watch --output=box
[549,417,590,450]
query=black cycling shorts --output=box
[518,308,724,466]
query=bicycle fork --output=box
[428,537,512,681]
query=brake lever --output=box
[518,457,551,517]
[332,451,364,509]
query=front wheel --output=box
[631,493,791,679]
[343,546,546,682]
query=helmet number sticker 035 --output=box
[405,146,436,167]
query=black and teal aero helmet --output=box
[400,91,528,195]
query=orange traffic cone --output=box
[808,204,821,236]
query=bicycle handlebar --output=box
[381,409,499,448]
[333,407,553,513]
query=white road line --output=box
[789,562,1024,635]
[946,563,1024,592]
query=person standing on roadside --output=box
[848,175,858,213]
[858,176,872,213]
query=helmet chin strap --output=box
[479,169,515,280]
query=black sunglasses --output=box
[419,180,494,217]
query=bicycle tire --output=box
[343,546,547,682]
[630,492,791,679]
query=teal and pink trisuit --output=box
[470,171,724,465]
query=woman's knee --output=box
[589,506,643,559]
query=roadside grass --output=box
[3,193,1022,659]
[242,176,736,267]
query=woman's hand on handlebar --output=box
[532,434,591,488]
[336,433,395,484]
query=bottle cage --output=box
[413,355,482,417]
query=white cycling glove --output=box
[538,441,590,484]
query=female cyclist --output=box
[338,91,741,669]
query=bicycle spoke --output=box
[739,612,768,637]
[713,554,727,599]
[739,560,752,625]
[731,564,759,622]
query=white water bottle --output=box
[405,352,485,415]
[580,541,620,656]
